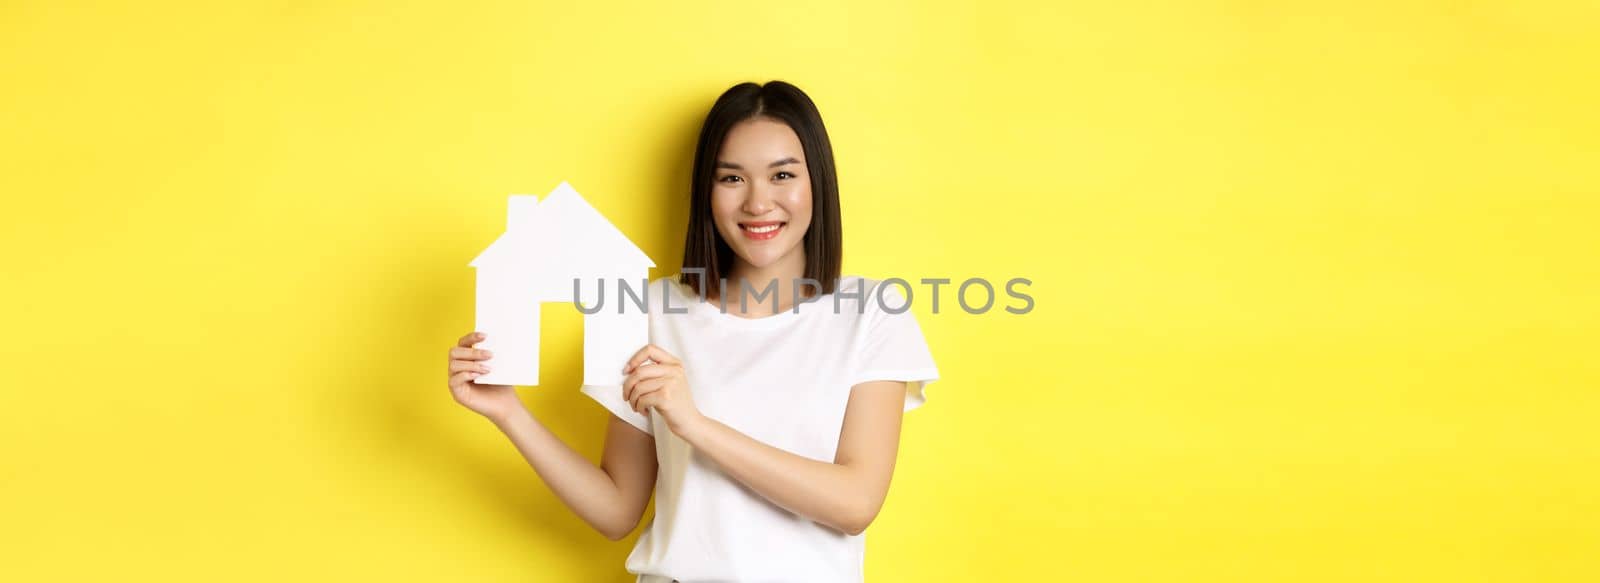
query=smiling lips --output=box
[738,221,786,241]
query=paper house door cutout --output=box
[469,181,654,387]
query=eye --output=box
[718,175,743,183]
[774,171,795,180]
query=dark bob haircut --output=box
[679,80,843,298]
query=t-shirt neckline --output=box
[667,277,836,330]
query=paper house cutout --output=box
[469,181,654,387]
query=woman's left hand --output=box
[623,344,704,437]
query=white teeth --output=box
[746,224,781,233]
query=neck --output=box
[724,247,807,316]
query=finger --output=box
[458,331,486,348]
[450,346,494,361]
[450,359,491,375]
[622,364,674,400]
[448,370,480,390]
[635,392,662,414]
[628,378,667,412]
[625,344,680,372]
[624,345,654,372]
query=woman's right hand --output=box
[447,331,524,424]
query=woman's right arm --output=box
[448,332,657,541]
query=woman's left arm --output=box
[623,345,906,535]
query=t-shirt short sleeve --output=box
[580,384,652,435]
[849,280,941,412]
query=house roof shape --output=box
[469,181,655,273]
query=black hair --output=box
[679,80,843,298]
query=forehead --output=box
[718,118,805,160]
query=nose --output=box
[741,182,775,216]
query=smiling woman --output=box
[446,80,940,583]
[682,81,843,305]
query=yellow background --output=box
[3,1,1597,581]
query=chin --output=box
[732,243,801,270]
[734,250,782,268]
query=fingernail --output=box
[484,350,494,357]
[482,365,492,372]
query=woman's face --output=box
[711,117,813,273]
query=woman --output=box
[445,80,938,582]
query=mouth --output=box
[738,221,786,241]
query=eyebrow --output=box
[715,157,802,170]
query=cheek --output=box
[710,191,741,223]
[782,185,813,223]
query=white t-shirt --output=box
[580,274,939,583]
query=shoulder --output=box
[832,275,909,312]
[822,275,920,334]
[644,275,693,311]
[649,274,685,295]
